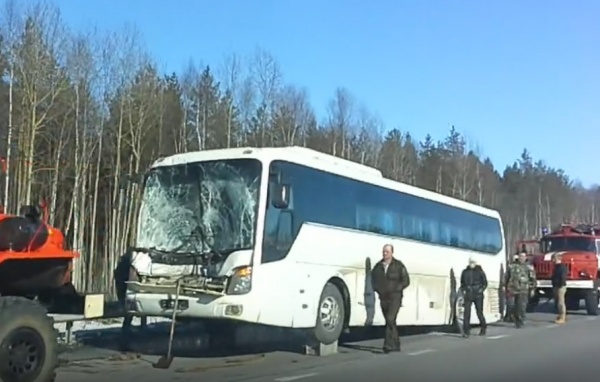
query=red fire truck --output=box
[526,223,600,315]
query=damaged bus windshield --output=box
[136,158,262,256]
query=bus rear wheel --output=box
[314,283,345,345]
[452,290,465,335]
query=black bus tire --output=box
[314,283,345,345]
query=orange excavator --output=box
[0,203,104,382]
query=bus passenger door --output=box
[255,179,299,327]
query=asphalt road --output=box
[56,308,599,382]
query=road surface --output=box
[56,309,599,382]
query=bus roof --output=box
[151,146,501,219]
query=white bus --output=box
[126,146,506,345]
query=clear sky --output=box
[53,0,599,187]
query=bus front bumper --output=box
[125,291,260,322]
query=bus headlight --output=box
[227,266,252,295]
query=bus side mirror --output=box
[271,183,290,209]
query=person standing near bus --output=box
[114,249,147,350]
[371,244,410,353]
[460,258,488,337]
[503,254,519,322]
[505,252,537,328]
[551,253,568,324]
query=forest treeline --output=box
[0,2,598,294]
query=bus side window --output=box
[262,180,295,263]
[596,240,600,255]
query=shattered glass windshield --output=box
[136,158,262,255]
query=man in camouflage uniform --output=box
[505,252,537,328]
[503,254,519,322]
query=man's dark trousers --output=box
[512,293,527,327]
[380,293,402,352]
[463,296,486,334]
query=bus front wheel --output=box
[314,283,345,345]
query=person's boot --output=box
[479,326,487,336]
[555,314,566,324]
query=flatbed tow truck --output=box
[0,204,105,382]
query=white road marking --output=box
[427,332,446,336]
[408,349,436,356]
[545,324,558,328]
[274,373,319,382]
[487,334,509,340]
[585,316,597,321]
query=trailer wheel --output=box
[584,290,599,316]
[0,296,58,382]
[314,283,345,345]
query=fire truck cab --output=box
[528,223,600,316]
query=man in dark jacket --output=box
[371,244,410,353]
[460,258,488,337]
[551,253,568,324]
[114,249,147,350]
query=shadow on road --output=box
[70,321,300,358]
[66,319,462,360]
[63,300,594,360]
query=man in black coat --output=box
[114,249,147,350]
[460,257,488,337]
[371,244,410,353]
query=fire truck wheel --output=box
[0,296,58,382]
[584,290,599,316]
